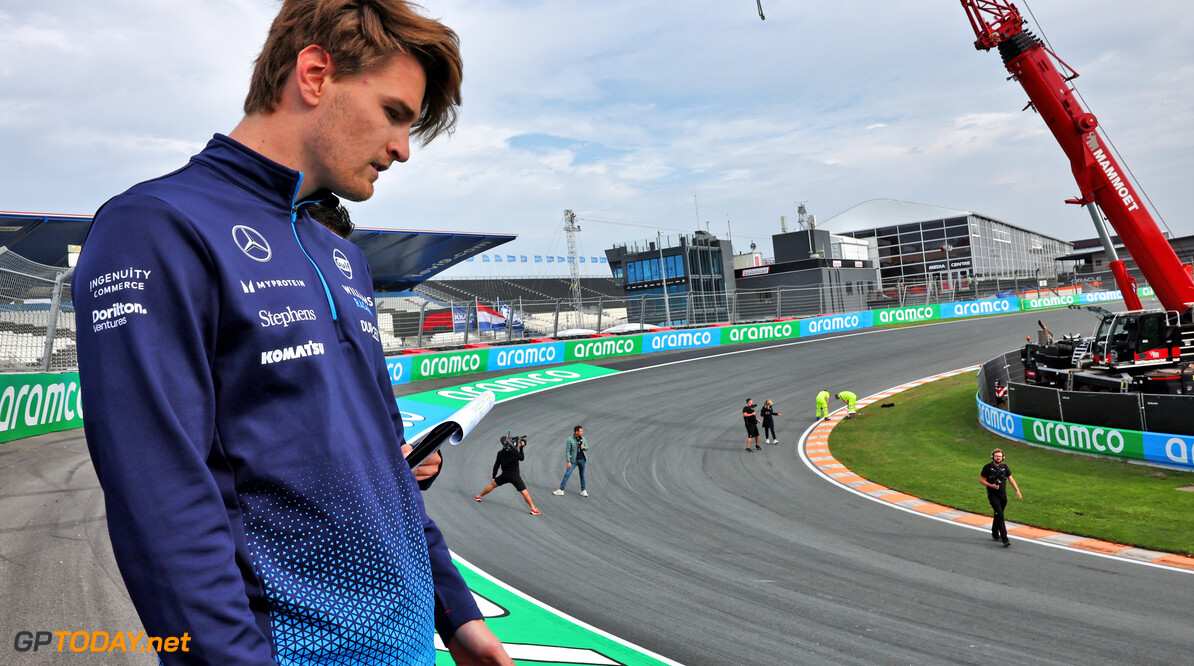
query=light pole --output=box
[941,243,953,300]
[658,231,672,326]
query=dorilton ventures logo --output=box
[232,225,271,262]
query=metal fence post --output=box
[596,296,604,332]
[462,299,470,345]
[639,296,646,327]
[776,289,782,319]
[41,267,72,372]
[553,299,561,337]
[416,301,426,349]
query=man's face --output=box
[576,428,584,438]
[746,399,753,407]
[993,451,1004,464]
[308,51,426,202]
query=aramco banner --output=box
[0,372,84,443]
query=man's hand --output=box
[447,619,512,665]
[400,444,442,482]
[566,462,572,469]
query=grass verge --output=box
[829,372,1194,556]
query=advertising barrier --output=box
[0,372,84,444]
[401,364,620,409]
[874,304,939,326]
[976,395,1194,471]
[1020,293,1078,311]
[411,348,489,381]
[385,356,412,385]
[719,321,800,345]
[643,328,720,353]
[564,336,641,361]
[939,297,1020,319]
[799,311,873,337]
[487,342,564,371]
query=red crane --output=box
[960,0,1194,315]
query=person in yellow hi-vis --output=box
[815,389,830,419]
[836,391,858,419]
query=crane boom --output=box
[959,0,1194,315]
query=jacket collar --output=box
[191,134,308,211]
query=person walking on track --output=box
[980,448,1021,547]
[743,398,761,451]
[553,425,590,496]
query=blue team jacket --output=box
[73,135,480,665]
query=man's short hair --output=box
[245,0,463,144]
[573,425,583,434]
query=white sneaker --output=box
[552,489,564,496]
[764,439,770,443]
[581,490,588,497]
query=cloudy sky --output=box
[4,0,1193,277]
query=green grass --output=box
[829,372,1194,556]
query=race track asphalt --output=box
[4,306,1191,665]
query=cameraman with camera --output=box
[475,434,541,515]
[980,448,1021,547]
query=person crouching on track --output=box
[761,399,782,444]
[476,436,541,515]
[836,390,857,419]
[816,389,830,420]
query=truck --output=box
[960,1,1194,393]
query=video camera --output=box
[501,432,528,450]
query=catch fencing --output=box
[0,249,75,372]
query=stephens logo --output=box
[232,225,271,262]
[258,307,317,328]
[333,249,352,279]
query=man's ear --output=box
[294,45,334,107]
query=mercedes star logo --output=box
[232,225,272,262]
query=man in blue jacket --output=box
[72,1,508,664]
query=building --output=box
[604,230,735,325]
[829,199,1075,289]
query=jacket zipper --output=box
[289,174,338,322]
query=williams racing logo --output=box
[261,340,326,365]
[233,225,272,262]
[333,249,352,279]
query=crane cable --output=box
[1022,0,1175,239]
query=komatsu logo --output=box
[878,307,934,324]
[1086,133,1140,212]
[1031,420,1125,454]
[420,353,483,377]
[572,338,636,358]
[805,315,860,334]
[729,323,794,343]
[948,299,1012,317]
[261,340,325,365]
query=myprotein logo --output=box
[942,298,1017,319]
[1028,419,1127,454]
[646,329,717,353]
[723,322,797,344]
[260,340,326,365]
[232,225,271,262]
[801,312,870,336]
[332,249,352,279]
[418,351,484,379]
[876,306,936,325]
[488,343,561,371]
[976,400,1021,439]
[241,278,306,294]
[258,306,317,328]
[568,337,639,360]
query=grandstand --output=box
[417,277,626,312]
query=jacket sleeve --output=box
[73,195,276,665]
[492,452,502,479]
[370,268,482,643]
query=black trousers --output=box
[988,490,1008,542]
